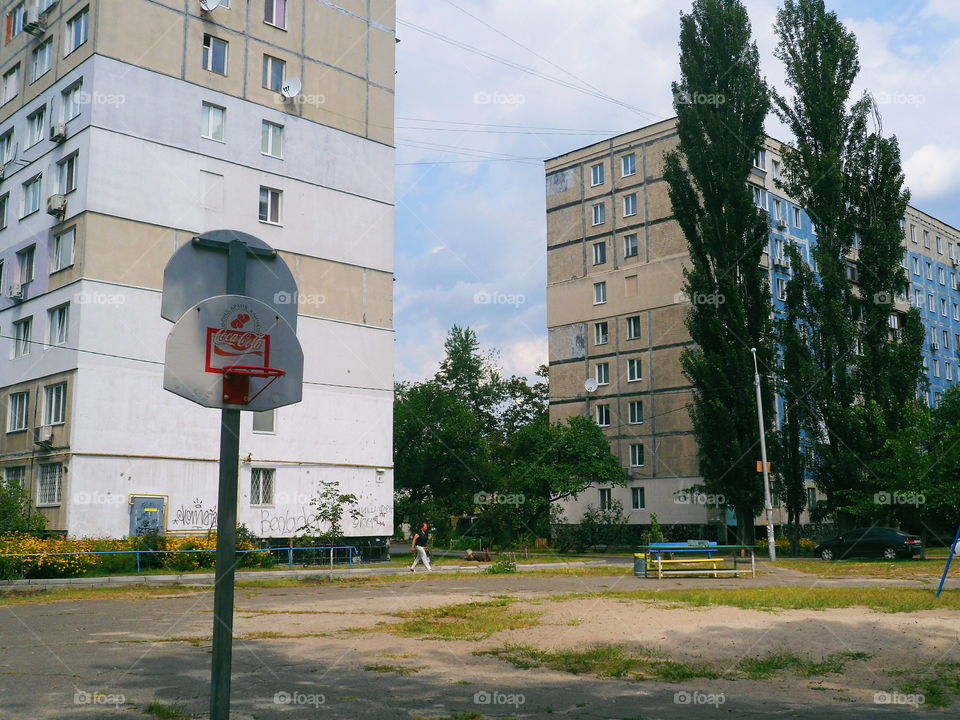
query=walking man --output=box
[410,522,432,572]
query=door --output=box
[130,496,165,536]
[838,529,865,558]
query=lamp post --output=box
[750,347,776,562]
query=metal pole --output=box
[936,523,960,598]
[210,239,248,720]
[750,348,776,562]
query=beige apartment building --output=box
[546,117,960,534]
[0,0,396,543]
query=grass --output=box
[778,556,950,579]
[144,701,192,719]
[0,585,206,606]
[362,663,423,675]
[477,643,719,682]
[383,598,541,640]
[736,651,871,678]
[896,662,960,708]
[549,586,960,613]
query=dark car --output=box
[814,527,922,561]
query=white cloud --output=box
[903,144,960,199]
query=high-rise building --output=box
[545,118,958,531]
[0,0,396,547]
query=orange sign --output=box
[756,461,771,473]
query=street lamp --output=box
[750,347,776,562]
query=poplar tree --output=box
[663,0,774,544]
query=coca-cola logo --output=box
[212,328,265,357]
[205,304,271,371]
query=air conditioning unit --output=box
[47,193,66,216]
[24,4,47,36]
[777,220,787,230]
[49,123,67,143]
[932,342,940,351]
[7,283,23,300]
[33,425,53,446]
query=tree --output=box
[663,0,774,545]
[435,325,506,428]
[297,479,361,545]
[0,478,46,535]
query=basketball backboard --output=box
[161,230,299,330]
[164,295,303,411]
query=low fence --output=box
[0,544,361,578]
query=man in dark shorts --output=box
[410,522,432,572]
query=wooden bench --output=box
[637,543,757,579]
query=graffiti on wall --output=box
[170,498,218,530]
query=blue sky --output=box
[393,0,960,381]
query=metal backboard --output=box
[164,295,303,411]
[161,230,299,330]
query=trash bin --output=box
[634,553,646,577]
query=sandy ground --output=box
[0,570,957,718]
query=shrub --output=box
[484,553,518,574]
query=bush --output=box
[484,553,517,574]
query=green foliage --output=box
[484,554,517,574]
[0,478,47,536]
[663,0,774,543]
[649,512,664,543]
[557,500,633,552]
[298,479,361,546]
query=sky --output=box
[393,0,960,382]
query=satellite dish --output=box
[281,77,302,99]
[584,378,599,393]
[200,0,222,11]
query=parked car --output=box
[814,527,922,560]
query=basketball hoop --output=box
[222,365,286,405]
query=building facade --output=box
[0,0,396,542]
[545,118,959,532]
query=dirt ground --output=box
[0,569,956,718]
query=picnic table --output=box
[635,542,756,579]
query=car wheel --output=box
[819,548,835,561]
[881,547,898,560]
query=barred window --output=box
[251,467,275,505]
[37,463,62,505]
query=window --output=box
[776,277,786,301]
[27,106,45,147]
[631,486,645,509]
[57,154,77,194]
[953,273,958,291]
[774,199,783,222]
[31,39,52,83]
[793,207,801,228]
[624,233,638,258]
[590,163,604,186]
[626,316,641,339]
[258,186,281,224]
[934,359,941,378]
[754,149,765,169]
[630,443,645,467]
[0,130,12,163]
[62,83,82,121]
[939,267,946,285]
[628,400,643,424]
[52,227,76,271]
[264,0,287,28]
[43,382,66,425]
[1,65,19,105]
[595,404,610,427]
[914,289,922,307]
[17,245,34,282]
[954,303,959,322]
[202,35,228,74]
[5,466,25,487]
[910,225,917,243]
[261,120,283,157]
[948,362,953,381]
[937,236,943,254]
[927,294,935,312]
[622,153,636,177]
[262,55,285,92]
[806,487,817,510]
[941,298,948,316]
[251,467,275,505]
[900,252,908,269]
[596,362,609,386]
[591,203,605,226]
[253,409,275,433]
[592,241,606,265]
[944,330,950,349]
[7,3,25,39]
[594,321,608,345]
[37,463,62,505]
[48,305,68,345]
[599,488,612,510]
[13,318,31,357]
[623,193,637,217]
[627,357,642,381]
[0,193,7,230]
[751,185,764,209]
[926,262,933,280]
[594,281,606,304]
[771,159,780,178]
[201,102,225,141]
[912,257,920,276]
[65,7,89,55]
[7,392,28,432]
[923,230,930,248]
